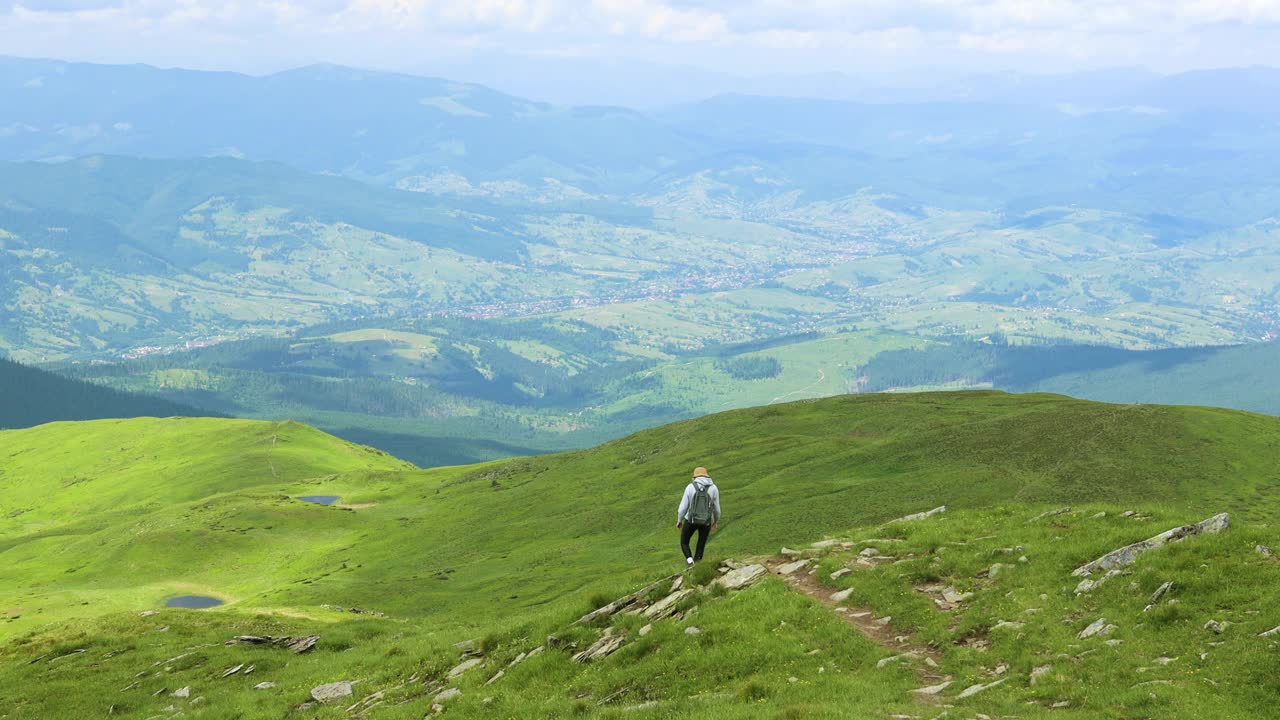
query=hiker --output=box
[676,466,721,566]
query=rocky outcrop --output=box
[575,576,676,625]
[1073,513,1229,579]
[643,589,693,619]
[572,629,626,663]
[230,634,319,654]
[714,564,767,590]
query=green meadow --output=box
[3,391,1280,717]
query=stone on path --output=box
[941,587,973,604]
[891,506,946,523]
[830,588,853,603]
[830,568,852,580]
[777,559,810,575]
[1072,513,1230,578]
[714,564,767,591]
[957,678,1006,699]
[781,547,800,557]
[311,682,353,704]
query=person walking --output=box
[676,466,721,567]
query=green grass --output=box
[3,390,1280,717]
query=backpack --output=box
[688,481,714,525]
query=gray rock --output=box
[776,559,810,575]
[810,539,842,549]
[912,680,953,695]
[434,688,461,703]
[1149,581,1175,604]
[891,506,946,523]
[1072,513,1230,578]
[941,587,973,604]
[310,682,353,704]
[643,589,692,619]
[173,687,190,698]
[572,630,626,663]
[575,576,675,625]
[957,678,1006,699]
[253,682,274,690]
[991,621,1024,632]
[859,547,879,558]
[1205,619,1229,634]
[1257,545,1275,558]
[1030,665,1051,686]
[684,626,701,635]
[780,547,800,557]
[1027,507,1072,523]
[638,624,653,637]
[830,568,853,580]
[447,657,483,679]
[830,588,854,603]
[1078,618,1113,639]
[484,670,505,686]
[714,564,767,591]
[876,652,916,668]
[1258,625,1280,637]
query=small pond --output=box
[166,595,224,609]
[299,495,340,505]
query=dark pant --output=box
[680,523,711,561]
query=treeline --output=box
[0,358,215,429]
[715,356,783,380]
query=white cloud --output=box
[1,0,1279,74]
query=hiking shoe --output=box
[686,557,695,567]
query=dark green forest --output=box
[0,357,214,429]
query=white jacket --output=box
[677,476,721,524]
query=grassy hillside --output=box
[0,357,212,429]
[2,391,1280,717]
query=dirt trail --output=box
[764,556,947,684]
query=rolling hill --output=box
[3,391,1280,717]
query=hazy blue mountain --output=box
[0,57,705,192]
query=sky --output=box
[2,0,1280,80]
